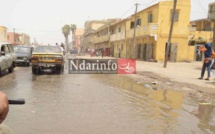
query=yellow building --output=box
[0,26,7,42]
[20,33,31,46]
[94,19,120,56]
[189,18,215,61]
[82,20,107,53]
[110,18,128,58]
[126,0,194,61]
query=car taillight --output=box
[55,56,63,61]
[32,56,38,61]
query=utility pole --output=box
[133,3,139,59]
[163,0,177,68]
[208,3,215,50]
[213,20,215,50]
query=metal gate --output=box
[170,43,178,62]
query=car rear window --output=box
[34,46,62,53]
[14,47,31,53]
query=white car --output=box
[0,42,17,75]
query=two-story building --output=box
[82,20,107,53]
[94,19,120,56]
[122,0,194,61]
[109,18,128,58]
[0,26,7,42]
[20,33,31,46]
[189,18,215,61]
[7,32,22,46]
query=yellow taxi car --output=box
[31,45,64,74]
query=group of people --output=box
[198,42,215,80]
[90,48,104,58]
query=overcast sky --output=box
[0,0,214,45]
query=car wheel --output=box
[26,62,30,66]
[8,63,14,73]
[57,66,64,74]
[32,68,37,74]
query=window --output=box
[130,21,135,29]
[205,22,211,31]
[170,10,179,22]
[136,18,141,26]
[7,44,14,52]
[4,45,10,53]
[118,27,121,33]
[148,13,153,23]
[110,29,114,34]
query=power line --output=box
[193,0,207,12]
[120,5,135,18]
[139,0,158,8]
[158,2,172,25]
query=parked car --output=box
[70,49,78,54]
[14,45,33,66]
[31,45,64,74]
[0,42,17,75]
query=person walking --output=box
[118,48,121,58]
[198,43,213,80]
[101,48,104,58]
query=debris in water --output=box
[153,87,157,90]
[166,82,171,85]
[144,84,151,88]
[151,81,157,85]
[199,102,212,105]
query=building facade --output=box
[72,28,84,50]
[82,20,108,53]
[20,33,30,46]
[94,0,193,61]
[94,19,120,56]
[121,0,194,61]
[109,19,128,58]
[0,26,7,42]
[82,0,207,62]
[189,18,215,61]
[7,32,22,46]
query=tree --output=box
[62,24,71,52]
[70,24,77,36]
[71,24,77,49]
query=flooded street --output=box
[0,66,215,134]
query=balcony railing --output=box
[189,27,196,32]
[110,31,125,42]
[94,35,110,43]
[126,23,158,38]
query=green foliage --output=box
[70,24,77,35]
[62,24,71,38]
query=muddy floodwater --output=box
[0,67,215,134]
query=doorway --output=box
[195,44,204,61]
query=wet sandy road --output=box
[0,66,215,134]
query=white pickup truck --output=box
[0,42,17,75]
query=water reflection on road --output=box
[0,67,214,134]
